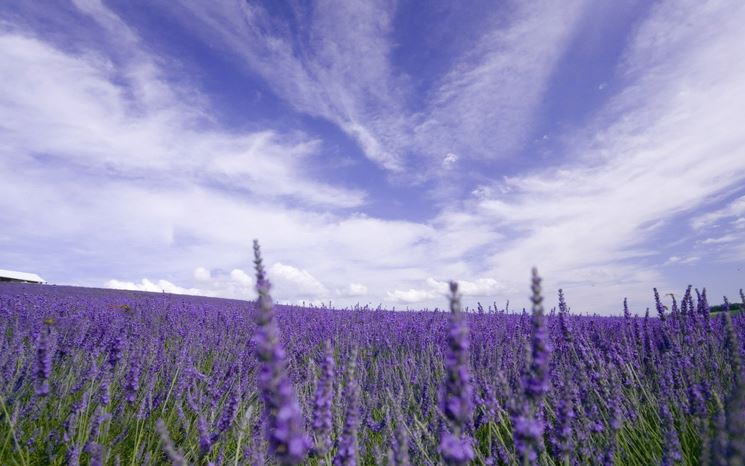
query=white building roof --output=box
[0,269,46,283]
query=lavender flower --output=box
[35,321,52,396]
[603,389,623,464]
[389,403,410,466]
[723,311,742,385]
[525,269,551,402]
[252,240,311,464]
[660,403,682,466]
[198,414,213,457]
[86,442,104,466]
[719,312,745,464]
[109,335,124,369]
[439,432,475,466]
[438,281,475,465]
[334,350,360,466]
[681,286,691,316]
[156,419,186,466]
[100,373,111,406]
[654,287,666,321]
[623,297,631,320]
[66,444,82,466]
[724,382,745,465]
[125,356,141,404]
[512,268,551,464]
[551,394,574,462]
[558,289,573,346]
[312,341,335,458]
[217,391,239,434]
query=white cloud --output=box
[691,196,745,230]
[439,277,504,296]
[386,288,435,304]
[193,266,211,281]
[387,276,505,304]
[664,256,700,266]
[230,269,252,286]
[168,0,406,171]
[268,262,328,297]
[0,21,365,209]
[700,235,737,245]
[414,0,588,163]
[336,283,368,297]
[442,153,458,170]
[105,278,203,295]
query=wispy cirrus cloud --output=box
[167,0,407,171]
[691,195,745,230]
[413,0,587,165]
[164,0,589,176]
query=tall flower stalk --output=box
[252,240,310,464]
[720,312,745,463]
[312,341,336,460]
[438,281,475,465]
[334,348,360,466]
[35,319,53,397]
[512,267,552,464]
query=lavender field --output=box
[0,244,742,466]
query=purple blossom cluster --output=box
[511,268,551,463]
[252,240,311,464]
[0,253,743,465]
[439,281,475,465]
[312,340,336,460]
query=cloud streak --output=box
[164,0,589,175]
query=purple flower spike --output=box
[390,402,410,466]
[660,404,682,466]
[99,374,111,406]
[253,240,311,465]
[125,356,141,404]
[526,268,551,403]
[716,311,745,464]
[440,431,475,465]
[217,391,239,434]
[108,335,124,369]
[623,297,631,320]
[654,288,666,321]
[512,268,552,463]
[198,414,213,457]
[551,390,574,462]
[156,419,186,466]
[312,341,335,458]
[438,281,475,465]
[35,321,53,397]
[334,350,360,466]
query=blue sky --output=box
[1,0,744,313]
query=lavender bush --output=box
[0,246,743,465]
